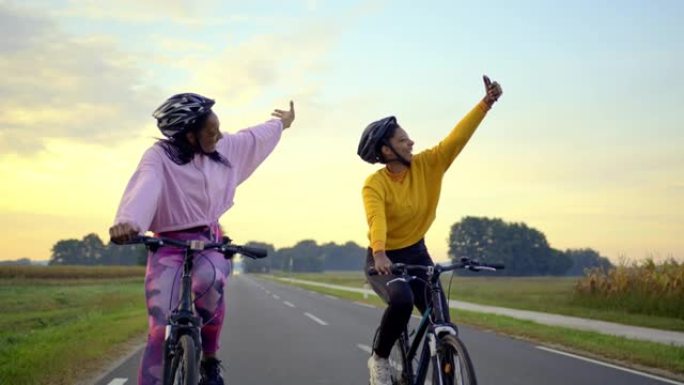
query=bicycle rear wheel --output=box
[433,334,477,385]
[162,334,200,385]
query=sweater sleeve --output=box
[113,147,163,233]
[362,179,387,253]
[420,101,489,171]
[218,119,283,185]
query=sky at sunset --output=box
[1,0,682,263]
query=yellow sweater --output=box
[362,101,490,253]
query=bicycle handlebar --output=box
[368,258,504,276]
[129,236,268,260]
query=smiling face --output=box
[381,126,414,163]
[189,112,223,153]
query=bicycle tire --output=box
[387,332,411,385]
[433,334,477,385]
[162,334,199,385]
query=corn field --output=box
[575,258,684,318]
[0,265,145,279]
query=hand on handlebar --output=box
[109,222,140,245]
[372,251,393,275]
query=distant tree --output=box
[242,242,276,273]
[0,258,32,266]
[548,248,574,275]
[50,233,146,265]
[448,216,572,276]
[272,246,294,272]
[50,238,84,265]
[564,248,613,276]
[290,240,324,272]
[321,241,366,271]
[81,233,105,265]
[102,242,147,265]
[448,216,503,262]
[236,239,370,273]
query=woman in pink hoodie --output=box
[109,93,295,385]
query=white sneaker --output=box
[368,353,392,385]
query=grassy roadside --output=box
[0,276,147,385]
[263,275,684,380]
[272,272,684,332]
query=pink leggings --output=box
[138,228,231,385]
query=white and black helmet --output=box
[153,93,215,137]
[357,116,397,164]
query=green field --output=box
[0,266,147,385]
[3,266,682,383]
[273,271,684,332]
[266,274,684,379]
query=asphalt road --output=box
[95,275,682,385]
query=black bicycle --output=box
[369,257,504,385]
[131,235,268,385]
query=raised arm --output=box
[219,101,295,184]
[421,75,503,171]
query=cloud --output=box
[0,1,379,154]
[0,3,159,154]
[0,3,53,54]
[179,22,339,110]
[57,0,254,26]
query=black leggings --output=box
[364,239,449,358]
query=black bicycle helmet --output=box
[357,116,397,164]
[153,93,215,138]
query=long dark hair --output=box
[156,111,231,166]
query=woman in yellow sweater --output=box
[357,75,502,385]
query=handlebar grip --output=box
[127,235,145,244]
[239,246,268,259]
[367,264,404,276]
[129,235,162,246]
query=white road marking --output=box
[357,344,372,354]
[272,294,280,300]
[354,301,376,309]
[283,301,295,308]
[537,346,684,385]
[304,312,328,326]
[107,379,128,385]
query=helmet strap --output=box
[382,140,411,167]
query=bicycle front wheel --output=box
[163,334,200,385]
[387,333,411,385]
[432,334,477,385]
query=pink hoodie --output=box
[114,119,283,233]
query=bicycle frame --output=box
[164,249,203,371]
[374,258,503,385]
[396,267,459,385]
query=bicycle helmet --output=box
[357,116,397,164]
[153,93,215,138]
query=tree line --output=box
[448,216,612,276]
[241,240,366,273]
[47,216,613,276]
[49,233,147,266]
[47,234,367,271]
